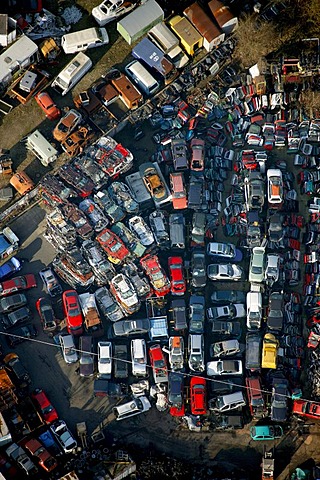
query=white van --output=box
[148,23,189,69]
[125,60,159,97]
[51,52,92,96]
[113,396,151,421]
[61,27,109,54]
[131,339,147,377]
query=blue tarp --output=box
[0,236,10,255]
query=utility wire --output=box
[0,329,314,407]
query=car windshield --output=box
[69,307,81,316]
[227,265,234,276]
[65,347,76,356]
[252,266,262,274]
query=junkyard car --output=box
[36,297,57,333]
[207,303,246,321]
[61,202,93,240]
[32,388,59,424]
[81,240,115,285]
[140,164,167,202]
[190,376,207,415]
[140,254,170,297]
[113,318,150,337]
[122,262,151,299]
[50,420,77,453]
[250,425,283,441]
[249,247,266,283]
[168,372,184,408]
[6,443,38,476]
[53,109,82,142]
[271,378,289,422]
[35,91,61,120]
[108,182,139,214]
[206,359,243,376]
[210,290,246,304]
[39,267,62,297]
[293,400,320,420]
[149,344,168,383]
[191,251,206,288]
[0,274,36,297]
[0,305,32,330]
[189,295,205,334]
[0,293,27,313]
[188,334,205,372]
[96,228,130,265]
[59,164,95,198]
[207,264,243,281]
[24,438,58,473]
[191,212,206,246]
[210,339,241,358]
[110,273,140,315]
[206,242,241,261]
[97,341,112,379]
[168,256,186,295]
[265,254,280,285]
[0,257,22,281]
[4,352,30,386]
[267,292,284,331]
[79,198,109,232]
[59,335,78,364]
[94,189,125,223]
[128,216,154,246]
[95,286,124,322]
[211,321,242,337]
[113,396,151,421]
[149,210,170,248]
[165,336,184,371]
[6,324,37,347]
[268,214,284,243]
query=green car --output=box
[250,425,283,441]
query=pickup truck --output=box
[78,292,103,336]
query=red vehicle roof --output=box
[190,376,206,415]
[31,389,58,424]
[0,274,36,296]
[293,399,320,419]
[63,290,83,335]
[168,257,186,295]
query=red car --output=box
[62,290,83,336]
[140,254,170,297]
[96,229,130,265]
[149,344,168,384]
[35,92,61,121]
[0,274,36,297]
[190,138,205,172]
[24,438,58,472]
[190,376,207,415]
[36,297,57,333]
[31,388,58,424]
[170,404,185,417]
[293,399,320,420]
[168,257,186,295]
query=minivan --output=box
[210,391,246,413]
[246,376,265,419]
[131,339,147,377]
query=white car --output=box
[267,169,283,207]
[98,341,112,378]
[207,303,246,320]
[113,396,151,421]
[131,338,147,377]
[39,267,62,297]
[246,289,262,330]
[50,420,77,454]
[265,254,280,285]
[210,339,240,358]
[249,247,266,283]
[59,335,78,364]
[207,264,243,281]
[164,336,184,371]
[128,216,154,246]
[206,359,243,376]
[92,0,137,26]
[188,334,205,373]
[110,274,140,315]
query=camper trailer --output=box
[27,130,58,167]
[148,23,189,69]
[51,52,92,96]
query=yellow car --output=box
[141,166,166,200]
[261,333,279,369]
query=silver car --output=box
[59,335,78,364]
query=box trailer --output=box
[27,130,58,167]
[117,0,164,45]
[184,2,225,51]
[148,22,189,69]
[51,52,92,96]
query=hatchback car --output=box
[265,254,280,285]
[35,91,61,120]
[210,339,241,358]
[249,247,265,283]
[268,214,284,243]
[168,257,186,295]
[191,251,206,288]
[50,420,77,454]
[190,376,206,415]
[59,335,78,364]
[250,425,283,441]
[95,286,124,322]
[171,298,187,331]
[207,264,243,281]
[31,388,58,424]
[207,242,242,262]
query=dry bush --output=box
[299,90,320,118]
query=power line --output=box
[0,329,314,407]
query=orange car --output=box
[35,92,61,120]
[53,109,82,142]
[10,172,34,195]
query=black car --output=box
[191,251,206,289]
[271,378,289,422]
[113,319,150,337]
[6,324,37,347]
[0,293,28,313]
[171,299,187,331]
[213,414,244,430]
[0,306,32,330]
[210,290,246,305]
[211,321,241,338]
[3,353,31,385]
[114,344,129,379]
[168,372,184,407]
[189,295,205,334]
[268,214,284,243]
[267,292,284,331]
[79,336,95,377]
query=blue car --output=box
[0,257,22,281]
